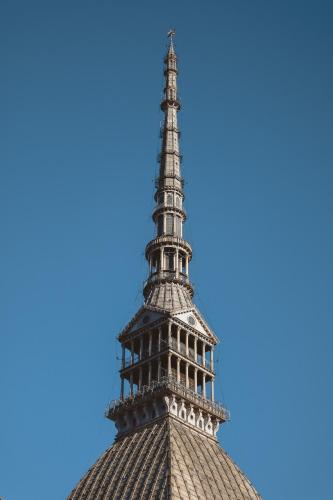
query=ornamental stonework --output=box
[68,31,261,500]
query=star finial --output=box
[167,29,176,47]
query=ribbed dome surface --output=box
[145,283,193,311]
[68,417,261,500]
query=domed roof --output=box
[145,282,193,311]
[68,417,261,500]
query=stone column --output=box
[175,248,179,278]
[194,337,197,363]
[177,357,180,383]
[139,367,143,390]
[140,336,143,360]
[177,326,180,352]
[202,373,206,399]
[194,368,198,393]
[185,255,189,276]
[158,326,162,351]
[185,362,189,388]
[158,357,161,380]
[160,246,164,272]
[120,376,124,400]
[211,378,215,402]
[131,340,134,365]
[148,362,152,385]
[185,332,189,357]
[122,344,125,369]
[202,342,206,367]
[148,331,152,356]
[210,348,214,371]
[168,353,172,377]
[168,322,172,346]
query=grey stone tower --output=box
[68,32,261,500]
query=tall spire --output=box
[144,30,193,301]
[167,28,176,52]
[68,33,262,500]
[103,30,229,439]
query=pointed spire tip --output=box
[167,29,176,39]
[167,29,176,53]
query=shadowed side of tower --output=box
[68,31,261,500]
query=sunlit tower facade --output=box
[69,32,261,500]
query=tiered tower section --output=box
[144,37,193,299]
[69,33,262,500]
[106,33,229,440]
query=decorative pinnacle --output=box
[167,29,176,50]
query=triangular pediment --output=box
[119,303,218,343]
[172,305,218,343]
[119,306,167,338]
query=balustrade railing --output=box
[106,376,230,421]
[145,271,189,288]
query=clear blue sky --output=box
[1,1,332,499]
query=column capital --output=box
[168,352,172,375]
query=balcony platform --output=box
[106,377,230,423]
